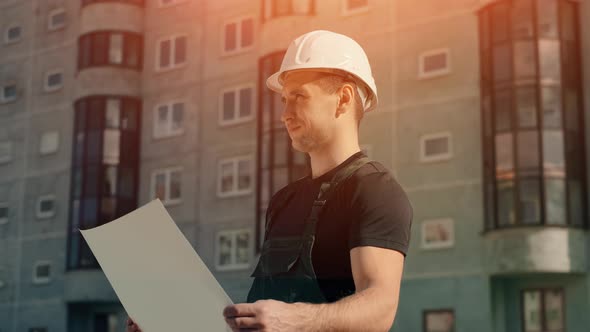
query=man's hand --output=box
[223,299,319,332]
[126,317,142,332]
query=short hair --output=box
[315,74,364,126]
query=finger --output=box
[226,316,262,329]
[223,304,258,318]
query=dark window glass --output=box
[160,39,171,68]
[494,90,512,132]
[239,88,252,117]
[94,32,108,65]
[7,26,21,40]
[423,52,447,73]
[223,91,235,121]
[493,44,511,83]
[537,0,558,38]
[541,87,562,129]
[225,23,237,52]
[497,180,515,226]
[543,130,565,176]
[511,0,533,39]
[241,19,254,48]
[545,178,566,225]
[513,41,536,79]
[519,178,541,224]
[517,131,539,172]
[491,3,509,42]
[174,36,186,64]
[516,87,537,128]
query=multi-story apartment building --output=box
[0,0,589,331]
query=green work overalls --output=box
[247,156,371,304]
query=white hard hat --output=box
[266,30,378,112]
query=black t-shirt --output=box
[265,151,413,302]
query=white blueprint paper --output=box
[80,199,233,332]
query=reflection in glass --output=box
[516,87,537,128]
[523,291,542,331]
[537,0,558,38]
[544,290,564,330]
[497,181,515,226]
[221,162,234,193]
[238,160,251,191]
[519,178,541,224]
[495,133,513,177]
[538,40,561,82]
[517,131,539,172]
[543,131,565,176]
[170,170,181,200]
[545,178,566,225]
[511,0,533,39]
[513,41,536,80]
[541,87,561,128]
[494,90,512,132]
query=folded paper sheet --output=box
[80,199,233,332]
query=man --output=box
[127,30,412,332]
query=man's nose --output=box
[280,102,293,124]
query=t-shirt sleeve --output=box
[348,172,413,256]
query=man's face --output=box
[280,71,338,153]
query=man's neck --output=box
[308,143,361,179]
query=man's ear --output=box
[335,83,355,118]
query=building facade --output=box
[0,0,589,331]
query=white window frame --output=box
[153,100,185,139]
[155,34,188,72]
[4,24,22,44]
[217,155,254,198]
[0,83,17,103]
[421,218,454,250]
[218,84,255,126]
[39,131,60,155]
[215,228,254,271]
[341,0,370,16]
[418,48,452,80]
[221,16,255,56]
[0,202,8,225]
[32,260,52,285]
[43,68,64,93]
[36,194,56,219]
[47,8,66,32]
[157,0,188,8]
[0,141,13,164]
[419,131,453,163]
[150,166,183,206]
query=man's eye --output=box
[295,94,305,101]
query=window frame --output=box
[423,308,455,332]
[39,131,60,156]
[43,68,64,93]
[0,83,17,104]
[155,34,188,72]
[218,84,256,126]
[150,166,183,206]
[4,24,22,44]
[419,131,453,163]
[217,155,254,198]
[341,0,370,16]
[32,260,52,285]
[418,48,452,80]
[0,202,8,225]
[221,16,255,56]
[262,0,316,21]
[36,194,56,219]
[214,228,254,271]
[153,100,186,139]
[47,8,67,32]
[420,218,455,250]
[520,288,565,332]
[78,31,144,71]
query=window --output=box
[69,96,141,270]
[420,132,453,163]
[153,101,184,138]
[419,48,451,79]
[156,35,186,71]
[82,0,144,7]
[39,131,60,155]
[1,83,17,103]
[78,32,143,71]
[215,229,253,271]
[421,218,454,250]
[4,24,22,44]
[94,313,119,332]
[522,289,564,332]
[36,195,56,219]
[43,69,63,92]
[263,0,314,21]
[158,0,187,7]
[423,309,454,332]
[48,8,66,31]
[342,0,369,15]
[480,0,586,229]
[0,142,12,164]
[222,17,254,55]
[219,85,254,126]
[0,203,8,224]
[151,167,182,205]
[32,261,51,284]
[218,156,253,197]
